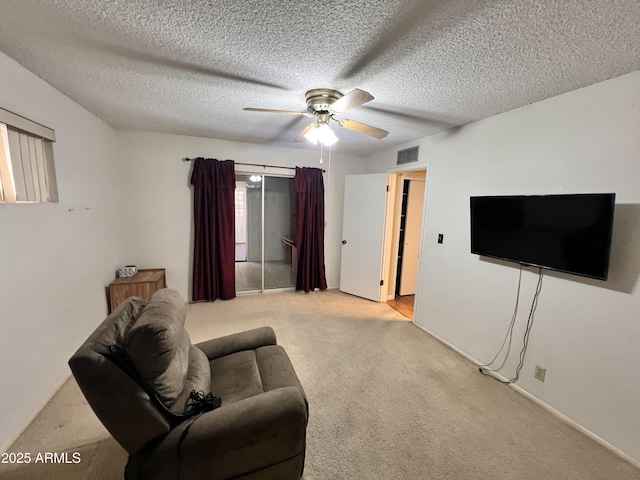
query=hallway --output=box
[387,295,414,319]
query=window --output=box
[0,107,58,203]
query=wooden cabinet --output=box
[108,268,166,312]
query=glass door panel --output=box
[263,176,296,290]
[235,174,263,293]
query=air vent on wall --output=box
[397,146,419,165]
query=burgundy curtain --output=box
[191,158,236,301]
[295,167,327,292]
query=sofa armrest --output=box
[137,386,308,479]
[195,326,277,360]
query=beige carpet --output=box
[2,289,639,479]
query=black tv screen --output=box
[470,193,615,280]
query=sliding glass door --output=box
[234,174,262,292]
[235,173,296,293]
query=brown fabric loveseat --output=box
[69,288,308,480]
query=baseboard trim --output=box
[411,321,640,470]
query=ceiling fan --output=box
[243,88,389,145]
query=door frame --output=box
[399,177,425,296]
[380,164,431,319]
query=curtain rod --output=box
[181,158,325,173]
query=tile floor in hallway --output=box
[235,260,296,292]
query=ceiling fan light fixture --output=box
[305,122,338,146]
[245,88,388,145]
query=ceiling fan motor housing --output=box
[305,89,343,114]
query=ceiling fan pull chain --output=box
[319,141,324,165]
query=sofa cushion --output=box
[69,297,175,455]
[209,344,309,413]
[124,288,211,413]
[209,350,264,404]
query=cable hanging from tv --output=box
[479,266,544,384]
[480,265,524,373]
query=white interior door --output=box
[399,180,425,295]
[340,173,388,301]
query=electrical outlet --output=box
[534,365,546,382]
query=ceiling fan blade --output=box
[293,123,316,143]
[243,107,310,116]
[338,118,389,139]
[330,88,374,113]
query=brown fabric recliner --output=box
[69,288,308,480]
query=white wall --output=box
[0,52,123,451]
[364,70,640,464]
[116,131,363,299]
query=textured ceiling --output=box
[1,0,639,156]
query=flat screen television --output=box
[470,193,616,280]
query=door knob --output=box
[342,240,347,245]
